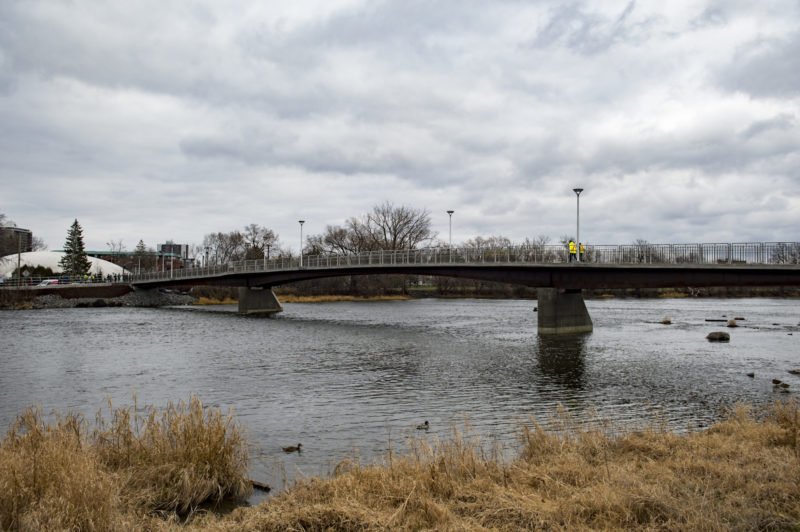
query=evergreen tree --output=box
[59,219,91,277]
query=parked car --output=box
[38,279,59,286]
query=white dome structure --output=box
[0,251,128,279]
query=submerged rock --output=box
[660,317,672,325]
[726,319,738,328]
[706,331,730,342]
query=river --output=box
[1,297,798,497]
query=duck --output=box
[282,443,302,453]
[416,421,430,430]
[772,379,783,385]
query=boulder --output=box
[726,319,738,328]
[706,331,730,342]
[660,317,672,325]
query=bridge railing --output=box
[123,242,800,284]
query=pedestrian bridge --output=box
[127,242,800,335]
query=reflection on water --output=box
[1,297,798,494]
[536,335,587,389]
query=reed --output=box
[0,396,250,530]
[2,399,798,530]
[196,401,800,531]
[93,396,251,514]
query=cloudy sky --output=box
[1,1,798,253]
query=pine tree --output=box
[59,219,91,277]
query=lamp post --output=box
[265,243,271,270]
[204,246,209,269]
[17,231,22,284]
[447,210,454,263]
[298,220,305,268]
[572,188,583,262]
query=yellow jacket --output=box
[569,241,576,254]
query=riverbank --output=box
[193,294,411,305]
[2,398,798,530]
[0,288,194,310]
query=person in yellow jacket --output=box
[568,240,577,262]
[579,242,586,261]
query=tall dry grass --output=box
[2,398,798,530]
[196,401,800,531]
[0,396,250,530]
[93,397,251,514]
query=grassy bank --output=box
[0,397,250,530]
[2,399,799,530]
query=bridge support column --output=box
[238,287,283,315]
[537,288,593,335]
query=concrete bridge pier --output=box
[537,288,593,335]
[238,287,283,315]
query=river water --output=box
[1,298,799,496]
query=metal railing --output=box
[122,242,800,284]
[0,275,121,288]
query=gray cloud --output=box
[718,32,800,98]
[0,0,799,251]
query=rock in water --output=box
[660,317,672,325]
[706,331,730,342]
[726,319,738,328]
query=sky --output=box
[0,0,798,253]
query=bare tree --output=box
[309,203,435,254]
[106,239,126,253]
[363,202,436,250]
[31,236,47,251]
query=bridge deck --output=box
[127,245,800,290]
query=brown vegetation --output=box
[0,397,249,530]
[192,403,800,531]
[2,400,799,530]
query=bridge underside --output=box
[131,264,800,335]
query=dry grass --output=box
[93,397,251,514]
[278,294,411,303]
[194,402,800,532]
[2,399,799,531]
[0,397,250,530]
[194,297,238,306]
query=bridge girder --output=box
[130,263,800,291]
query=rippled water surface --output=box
[1,298,799,495]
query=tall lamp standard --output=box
[572,188,583,262]
[204,246,209,269]
[447,210,454,263]
[298,220,305,268]
[265,243,271,270]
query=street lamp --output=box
[204,246,209,269]
[573,188,583,262]
[447,210,454,263]
[265,243,271,269]
[298,220,305,268]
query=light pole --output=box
[204,246,209,269]
[573,188,583,262]
[265,243,271,269]
[447,210,454,262]
[298,220,305,268]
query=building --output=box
[0,227,33,257]
[159,243,189,260]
